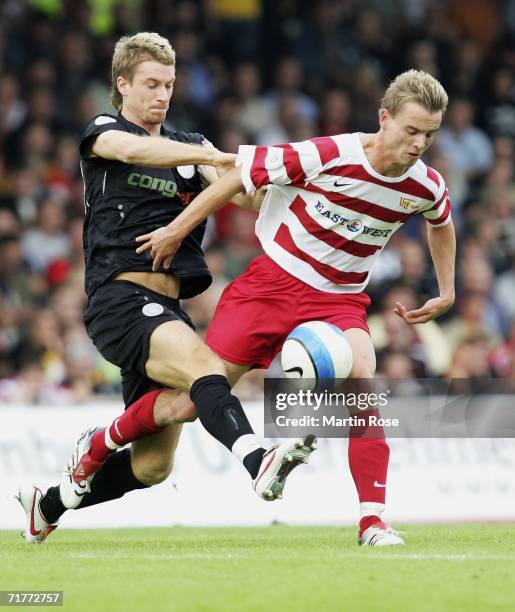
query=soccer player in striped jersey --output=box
[137,70,456,546]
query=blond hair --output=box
[381,69,448,116]
[110,32,176,110]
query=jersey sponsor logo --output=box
[128,172,177,198]
[346,219,362,232]
[142,303,165,317]
[94,115,117,126]
[399,196,419,210]
[314,201,393,238]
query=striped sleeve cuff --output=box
[236,145,257,193]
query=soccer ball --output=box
[281,321,354,390]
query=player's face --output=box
[119,61,175,126]
[380,102,442,166]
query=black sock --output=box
[39,449,148,523]
[243,447,266,480]
[190,374,265,477]
[78,448,149,508]
[39,485,66,525]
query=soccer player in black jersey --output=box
[16,32,316,543]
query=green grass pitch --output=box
[1,525,514,612]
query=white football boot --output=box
[359,522,405,546]
[15,486,58,544]
[60,426,104,509]
[253,435,317,501]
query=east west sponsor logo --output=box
[314,201,393,238]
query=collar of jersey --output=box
[117,112,169,137]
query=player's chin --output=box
[147,109,167,122]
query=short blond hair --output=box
[381,69,448,117]
[111,32,176,110]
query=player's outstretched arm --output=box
[199,164,264,211]
[91,130,236,169]
[136,167,244,270]
[394,221,456,325]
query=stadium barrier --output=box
[1,403,514,529]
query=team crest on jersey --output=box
[399,196,418,210]
[346,219,363,232]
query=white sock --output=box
[360,502,385,518]
[231,434,263,464]
[105,427,123,450]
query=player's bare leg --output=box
[33,390,188,532]
[130,422,182,485]
[343,328,404,546]
[60,320,310,505]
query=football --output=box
[281,321,354,390]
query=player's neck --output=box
[120,109,161,137]
[360,133,411,178]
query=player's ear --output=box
[117,76,129,97]
[378,108,390,130]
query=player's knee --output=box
[135,458,174,485]
[350,360,375,379]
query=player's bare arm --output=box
[136,167,244,270]
[91,130,236,168]
[199,163,265,211]
[394,220,456,325]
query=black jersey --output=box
[79,113,212,299]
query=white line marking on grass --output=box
[68,552,515,562]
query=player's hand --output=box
[394,296,454,325]
[212,151,237,169]
[135,226,183,271]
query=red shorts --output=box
[205,254,371,369]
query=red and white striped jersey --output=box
[236,132,451,294]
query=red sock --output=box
[359,515,385,536]
[348,409,390,504]
[89,390,164,463]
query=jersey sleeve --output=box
[236,136,339,193]
[79,115,128,158]
[422,170,452,227]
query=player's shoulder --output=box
[408,160,446,201]
[81,113,129,139]
[163,127,206,146]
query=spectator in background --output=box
[0,1,513,401]
[369,285,451,377]
[437,98,494,180]
[494,254,515,324]
[263,57,318,126]
[490,318,515,380]
[446,334,493,394]
[319,88,353,136]
[233,62,273,140]
[481,67,515,139]
[21,197,71,275]
[0,73,26,139]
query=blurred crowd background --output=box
[0,0,514,404]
